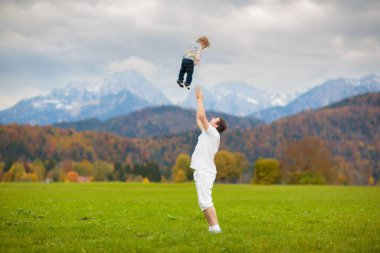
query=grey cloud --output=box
[0,0,379,108]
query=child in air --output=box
[177,36,210,90]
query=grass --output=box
[0,183,379,253]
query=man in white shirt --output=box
[190,86,227,233]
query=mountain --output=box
[1,93,379,184]
[2,73,379,125]
[0,71,171,125]
[252,74,380,122]
[102,71,170,105]
[179,82,298,116]
[54,105,264,138]
[139,92,380,183]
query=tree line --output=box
[1,159,162,183]
[1,136,376,185]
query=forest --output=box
[0,93,379,185]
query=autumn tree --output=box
[2,162,25,181]
[173,169,187,183]
[252,158,281,184]
[172,153,192,182]
[280,136,335,184]
[74,160,94,177]
[31,159,46,181]
[48,161,70,182]
[93,161,114,181]
[67,171,79,182]
[61,159,74,173]
[235,152,251,183]
[215,150,249,183]
[333,156,355,185]
[2,162,38,182]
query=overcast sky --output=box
[0,0,379,109]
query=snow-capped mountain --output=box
[1,73,379,126]
[179,82,298,116]
[0,71,171,125]
[102,71,170,105]
[252,74,380,122]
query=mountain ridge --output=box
[53,105,264,138]
[251,74,380,122]
[0,71,170,125]
[1,73,379,125]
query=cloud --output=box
[0,82,46,110]
[107,56,157,80]
[0,0,379,108]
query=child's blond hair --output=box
[197,36,210,48]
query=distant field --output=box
[0,183,379,253]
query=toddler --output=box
[177,36,210,89]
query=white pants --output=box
[193,169,216,211]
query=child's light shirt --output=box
[183,42,202,62]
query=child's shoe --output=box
[184,82,191,90]
[177,79,184,88]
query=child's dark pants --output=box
[178,58,194,85]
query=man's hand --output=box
[195,86,203,100]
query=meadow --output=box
[0,183,379,253]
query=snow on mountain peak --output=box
[236,94,259,105]
[269,92,300,106]
[359,74,380,86]
[32,98,61,109]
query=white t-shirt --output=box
[190,124,220,172]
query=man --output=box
[190,86,227,233]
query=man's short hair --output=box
[216,117,227,133]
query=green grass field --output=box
[0,183,379,253]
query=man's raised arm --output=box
[195,86,209,131]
